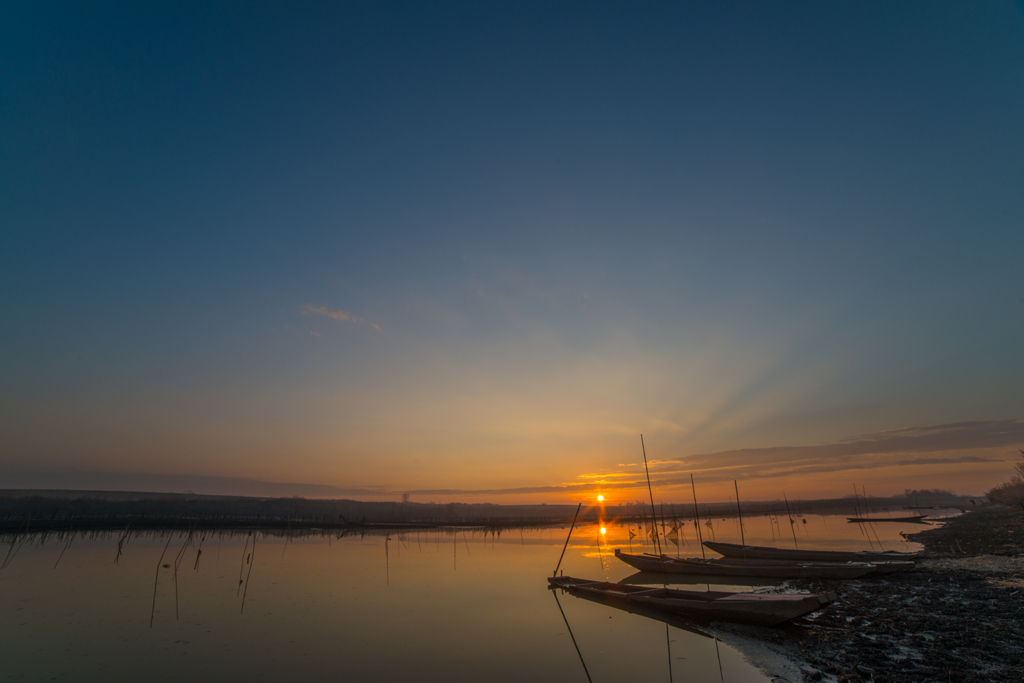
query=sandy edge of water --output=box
[710,626,814,683]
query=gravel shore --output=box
[720,506,1024,682]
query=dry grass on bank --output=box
[987,449,1024,508]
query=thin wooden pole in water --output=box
[852,484,877,550]
[783,493,799,549]
[554,503,582,577]
[733,480,746,548]
[552,590,593,683]
[240,531,256,613]
[237,532,251,596]
[640,434,662,555]
[193,533,204,571]
[690,474,706,559]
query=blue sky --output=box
[2,1,1023,501]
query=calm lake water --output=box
[0,511,950,682]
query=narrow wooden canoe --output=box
[614,549,877,579]
[617,570,767,587]
[548,575,837,627]
[847,515,928,523]
[703,540,919,564]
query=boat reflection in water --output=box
[548,575,816,683]
[549,576,836,627]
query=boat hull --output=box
[847,515,928,523]
[614,549,876,579]
[703,540,919,564]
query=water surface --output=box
[0,512,946,682]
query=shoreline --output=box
[0,488,977,533]
[724,506,1024,682]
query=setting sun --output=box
[597,494,604,501]
[600,527,606,534]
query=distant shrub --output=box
[986,450,1024,507]
[903,488,956,498]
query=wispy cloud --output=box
[409,420,1022,497]
[662,420,1024,474]
[619,419,1024,489]
[576,472,636,479]
[302,304,381,330]
[303,304,365,323]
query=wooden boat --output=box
[703,540,919,564]
[847,515,928,523]
[548,575,837,627]
[617,570,767,587]
[614,549,877,579]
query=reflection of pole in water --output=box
[1,534,16,570]
[666,623,674,683]
[1,519,29,570]
[714,636,724,681]
[172,531,193,620]
[53,528,74,569]
[150,533,173,628]
[114,525,130,565]
[551,590,593,683]
[867,521,885,550]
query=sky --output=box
[2,1,1023,504]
